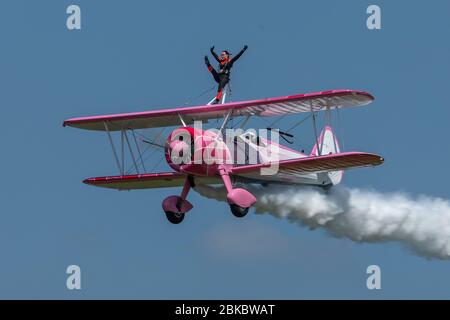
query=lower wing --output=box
[83,172,221,190]
[231,152,384,179]
[82,153,383,190]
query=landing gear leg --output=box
[218,166,256,218]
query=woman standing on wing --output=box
[205,45,248,104]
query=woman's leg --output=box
[206,62,220,83]
[215,75,230,102]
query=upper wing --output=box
[63,90,374,131]
[83,171,222,190]
[231,152,384,179]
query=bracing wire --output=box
[285,113,313,133]
[124,127,167,174]
[183,85,216,106]
[336,107,345,151]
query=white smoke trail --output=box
[194,184,450,259]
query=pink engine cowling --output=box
[165,127,232,176]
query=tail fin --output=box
[311,126,343,185]
[311,126,340,156]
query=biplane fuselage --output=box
[63,90,384,224]
[164,125,339,188]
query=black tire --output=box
[230,204,249,218]
[165,211,185,224]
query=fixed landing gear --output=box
[162,177,194,224]
[162,195,192,224]
[161,170,256,223]
[219,165,256,219]
[165,210,185,224]
[229,204,249,218]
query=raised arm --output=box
[230,45,248,63]
[210,46,220,63]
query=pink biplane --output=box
[63,89,384,224]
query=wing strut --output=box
[325,106,339,154]
[310,102,321,156]
[207,84,229,105]
[131,129,147,172]
[336,107,345,151]
[104,123,145,175]
[121,130,125,174]
[104,121,123,174]
[124,130,139,174]
[177,113,187,127]
[219,109,233,136]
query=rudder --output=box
[311,126,343,185]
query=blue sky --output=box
[1,0,450,299]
